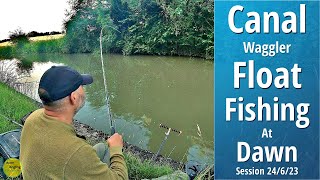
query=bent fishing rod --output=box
[99,26,120,136]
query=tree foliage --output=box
[9,28,29,48]
[63,0,213,59]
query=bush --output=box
[9,28,29,48]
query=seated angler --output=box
[20,66,128,179]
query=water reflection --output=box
[0,54,213,163]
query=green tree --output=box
[64,0,100,53]
[9,28,29,48]
[62,0,213,59]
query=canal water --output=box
[0,54,213,164]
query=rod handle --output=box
[111,126,116,135]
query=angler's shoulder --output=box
[24,109,44,124]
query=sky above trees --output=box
[0,0,69,40]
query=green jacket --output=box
[20,109,128,179]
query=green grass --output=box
[0,38,65,60]
[21,39,64,54]
[124,152,174,179]
[0,83,38,133]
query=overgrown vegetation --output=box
[21,38,64,54]
[0,46,14,59]
[0,39,64,59]
[64,0,213,59]
[0,0,213,59]
[0,29,64,59]
[124,152,174,179]
[8,28,29,48]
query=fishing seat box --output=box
[0,129,21,178]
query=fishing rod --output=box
[99,26,120,135]
[100,28,115,135]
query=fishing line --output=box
[99,27,118,136]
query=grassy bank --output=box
[0,34,65,60]
[0,39,64,60]
[0,83,174,179]
[0,83,38,133]
[0,35,212,60]
[0,34,64,47]
[125,152,173,179]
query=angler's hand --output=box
[107,133,123,148]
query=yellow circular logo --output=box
[2,158,21,178]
